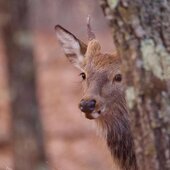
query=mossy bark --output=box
[99,1,170,170]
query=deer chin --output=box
[84,112,100,120]
[83,110,103,120]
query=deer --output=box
[55,17,137,170]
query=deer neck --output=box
[97,101,137,170]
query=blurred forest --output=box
[0,0,114,170]
[0,0,170,170]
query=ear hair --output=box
[55,25,87,70]
[86,39,101,57]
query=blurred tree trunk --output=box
[99,1,170,170]
[1,1,48,170]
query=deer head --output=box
[55,18,137,170]
[55,19,124,120]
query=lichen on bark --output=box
[107,0,119,9]
[126,86,137,109]
[141,39,170,80]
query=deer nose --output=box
[79,99,96,113]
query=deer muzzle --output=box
[79,99,96,113]
[79,99,99,119]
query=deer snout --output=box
[79,99,96,114]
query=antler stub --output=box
[87,16,96,41]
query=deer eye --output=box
[114,74,122,82]
[80,72,86,80]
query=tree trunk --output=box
[1,1,48,170]
[99,1,170,170]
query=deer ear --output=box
[55,25,87,70]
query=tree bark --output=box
[99,1,170,170]
[1,1,48,170]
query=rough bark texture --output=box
[1,1,48,170]
[99,0,170,170]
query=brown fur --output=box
[55,25,138,170]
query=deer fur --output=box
[55,19,137,170]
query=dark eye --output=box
[80,72,86,80]
[114,74,122,82]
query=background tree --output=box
[1,1,49,170]
[99,1,170,170]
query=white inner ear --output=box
[56,29,84,69]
